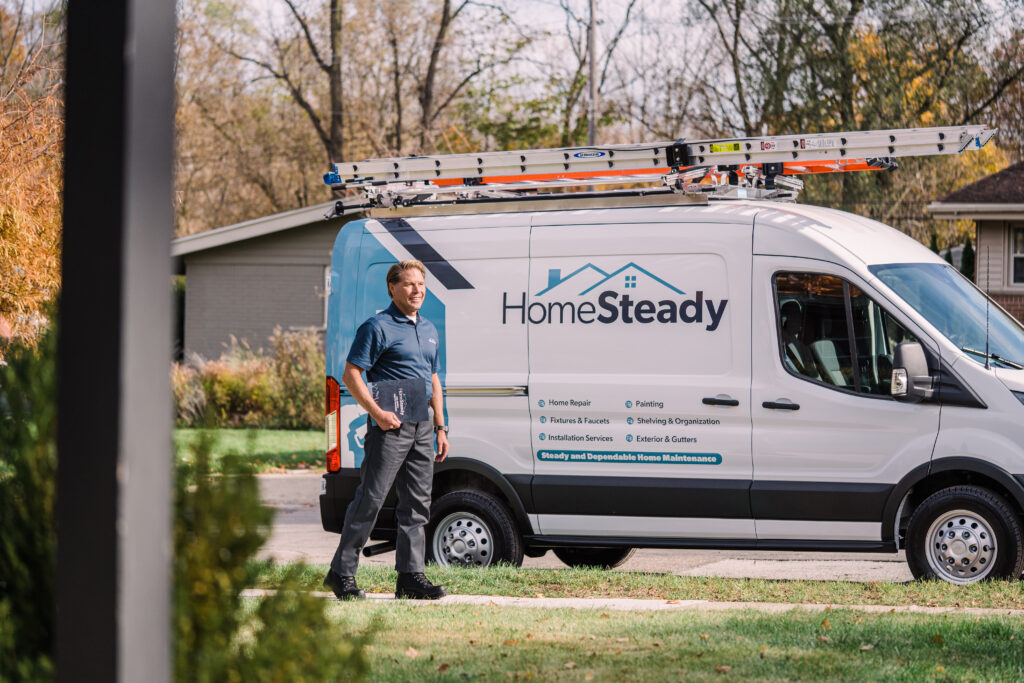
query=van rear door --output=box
[525,210,754,540]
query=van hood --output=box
[995,367,1024,394]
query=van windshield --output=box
[868,262,1024,369]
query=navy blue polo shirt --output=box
[346,301,440,399]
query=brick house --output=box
[928,160,1024,322]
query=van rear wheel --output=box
[427,490,523,568]
[906,485,1024,584]
[553,547,635,569]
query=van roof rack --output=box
[323,125,995,216]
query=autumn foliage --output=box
[0,5,62,349]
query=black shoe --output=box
[396,572,447,600]
[324,569,365,600]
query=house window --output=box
[1014,226,1024,285]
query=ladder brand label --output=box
[573,151,607,159]
[709,142,741,153]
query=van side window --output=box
[774,273,916,396]
[848,283,918,395]
[775,273,854,387]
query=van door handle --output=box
[762,400,800,411]
[702,397,739,407]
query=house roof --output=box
[928,160,1024,220]
[170,201,362,257]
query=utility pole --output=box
[587,0,597,145]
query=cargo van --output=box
[319,127,1024,584]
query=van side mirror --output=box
[891,342,935,403]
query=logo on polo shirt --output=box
[427,337,438,345]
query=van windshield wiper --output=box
[961,346,1024,370]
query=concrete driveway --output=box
[259,471,913,582]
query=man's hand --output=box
[434,430,450,462]
[374,410,402,431]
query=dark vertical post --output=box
[58,0,175,680]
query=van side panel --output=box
[526,218,755,537]
[359,215,535,498]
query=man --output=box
[324,259,451,600]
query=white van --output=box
[320,134,1024,585]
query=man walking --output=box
[324,259,450,600]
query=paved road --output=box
[259,472,913,582]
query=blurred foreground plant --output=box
[174,430,369,681]
[0,317,56,681]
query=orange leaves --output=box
[0,12,63,348]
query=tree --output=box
[961,235,976,282]
[0,2,63,346]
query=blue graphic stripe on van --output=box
[379,218,474,290]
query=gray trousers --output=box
[331,420,435,576]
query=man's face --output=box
[389,268,426,315]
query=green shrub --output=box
[172,329,324,430]
[174,432,369,681]
[269,327,323,429]
[0,320,56,681]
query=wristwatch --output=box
[434,425,449,434]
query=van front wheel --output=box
[906,485,1024,584]
[553,547,636,569]
[427,490,524,568]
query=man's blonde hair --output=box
[386,260,426,297]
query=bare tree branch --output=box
[280,0,329,73]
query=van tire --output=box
[427,490,523,568]
[906,485,1024,584]
[553,547,636,569]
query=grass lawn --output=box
[252,562,1024,611]
[325,602,1024,681]
[174,428,322,471]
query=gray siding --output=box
[976,220,1006,292]
[183,221,341,359]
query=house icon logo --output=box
[535,262,685,297]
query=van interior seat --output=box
[811,339,847,386]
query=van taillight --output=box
[326,376,341,472]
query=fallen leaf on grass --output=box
[600,613,610,618]
[405,647,419,659]
[652,641,662,647]
[504,639,518,646]
[525,633,533,639]
[565,662,576,669]
[935,666,945,673]
[489,600,498,606]
[860,644,875,651]
[821,620,832,630]
[932,635,944,644]
[715,665,731,673]
[535,593,545,598]
[666,599,680,604]
[438,663,450,672]
[699,633,711,641]
[615,649,622,656]
[817,636,830,643]
[585,674,594,681]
